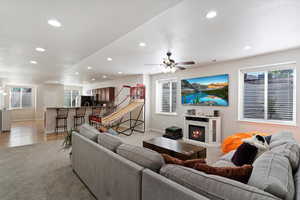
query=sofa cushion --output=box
[269,131,296,148]
[116,144,165,172]
[97,132,123,152]
[248,151,295,200]
[160,164,279,200]
[78,124,99,142]
[271,142,300,171]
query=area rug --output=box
[0,141,95,200]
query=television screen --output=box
[181,74,229,106]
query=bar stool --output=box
[74,107,86,129]
[89,107,102,126]
[55,108,69,134]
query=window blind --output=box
[242,67,295,123]
[161,82,171,112]
[157,80,177,113]
[243,72,265,119]
[10,87,32,108]
[267,69,294,121]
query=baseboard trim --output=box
[12,118,44,122]
[46,130,67,134]
[12,119,37,122]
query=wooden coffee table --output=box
[143,137,206,160]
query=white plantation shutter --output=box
[240,64,296,124]
[268,69,294,121]
[243,72,265,119]
[21,88,32,107]
[157,80,177,113]
[171,82,177,112]
[10,87,32,108]
[161,82,171,112]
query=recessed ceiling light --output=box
[139,42,146,47]
[91,78,95,81]
[48,19,62,27]
[107,57,112,61]
[244,46,252,50]
[102,75,107,78]
[87,66,93,70]
[35,47,46,52]
[118,72,123,74]
[206,11,217,19]
[30,60,37,64]
[75,72,79,75]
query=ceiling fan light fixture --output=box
[48,19,62,27]
[206,11,217,19]
[139,42,146,47]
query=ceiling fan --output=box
[145,52,196,73]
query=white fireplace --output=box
[184,115,221,147]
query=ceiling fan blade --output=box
[176,61,195,65]
[176,66,186,70]
[144,64,162,66]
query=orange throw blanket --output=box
[222,132,269,154]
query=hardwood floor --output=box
[0,120,66,148]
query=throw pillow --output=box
[231,142,258,166]
[243,134,269,159]
[161,154,183,165]
[183,158,206,168]
[264,135,272,144]
[161,154,206,168]
[193,163,253,183]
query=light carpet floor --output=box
[0,140,95,200]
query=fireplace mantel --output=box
[183,115,221,147]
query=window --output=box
[64,90,80,107]
[10,87,32,109]
[239,63,296,125]
[156,79,177,114]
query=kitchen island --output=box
[44,106,106,134]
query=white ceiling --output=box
[0,0,181,84]
[1,0,300,85]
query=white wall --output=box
[35,84,66,120]
[150,48,300,142]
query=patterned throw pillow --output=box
[161,154,206,168]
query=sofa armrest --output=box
[142,169,209,200]
[72,132,143,200]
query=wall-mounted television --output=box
[181,74,229,106]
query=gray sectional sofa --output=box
[72,124,300,200]
[72,124,208,200]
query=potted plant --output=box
[62,129,75,157]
